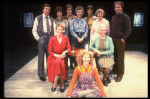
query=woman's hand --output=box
[78,37,83,43]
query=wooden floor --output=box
[4,51,148,98]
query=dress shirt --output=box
[69,18,88,40]
[32,14,51,41]
[53,18,68,36]
[90,18,110,43]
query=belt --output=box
[76,32,84,35]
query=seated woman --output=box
[47,24,71,93]
[89,25,114,86]
[67,50,106,98]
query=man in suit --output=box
[32,3,54,81]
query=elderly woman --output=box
[84,5,97,43]
[67,50,106,98]
[89,25,114,86]
[47,24,71,93]
[90,8,110,44]
[69,6,88,48]
[54,6,69,36]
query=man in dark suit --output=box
[32,3,54,81]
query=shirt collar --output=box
[43,14,50,19]
[96,18,104,22]
[116,12,123,15]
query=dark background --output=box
[3,1,148,54]
[3,1,148,81]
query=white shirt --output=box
[32,14,51,41]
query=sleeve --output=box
[32,17,40,41]
[81,20,88,39]
[48,38,55,56]
[89,38,97,51]
[106,21,110,36]
[65,20,69,37]
[101,37,114,55]
[67,67,80,96]
[93,68,106,97]
[70,19,79,40]
[66,37,71,52]
[53,20,57,36]
[122,15,132,41]
[90,21,95,43]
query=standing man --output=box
[110,1,131,82]
[62,4,77,70]
[32,3,54,81]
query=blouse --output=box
[69,18,88,40]
[67,65,106,97]
[53,18,68,36]
[90,18,110,43]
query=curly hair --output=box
[76,50,94,66]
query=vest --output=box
[37,14,54,38]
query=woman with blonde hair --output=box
[67,50,106,98]
[47,24,71,93]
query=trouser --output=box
[112,39,125,78]
[38,33,50,77]
[71,32,85,48]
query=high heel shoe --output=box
[60,87,65,93]
[51,87,56,92]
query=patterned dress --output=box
[98,38,114,70]
[71,65,102,98]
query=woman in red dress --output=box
[47,24,71,93]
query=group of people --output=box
[32,1,131,98]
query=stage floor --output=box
[4,51,148,98]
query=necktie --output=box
[45,16,50,34]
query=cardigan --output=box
[89,36,114,58]
[67,65,106,97]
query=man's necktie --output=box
[45,16,50,34]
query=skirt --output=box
[98,56,114,70]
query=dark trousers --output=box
[112,39,125,78]
[38,33,50,77]
[71,32,85,48]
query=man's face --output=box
[43,6,50,16]
[66,7,73,16]
[114,4,122,14]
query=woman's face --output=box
[99,26,106,37]
[87,9,93,16]
[77,9,83,19]
[83,54,90,65]
[97,12,104,20]
[57,11,62,18]
[114,3,122,14]
[56,26,63,36]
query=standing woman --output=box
[70,6,88,48]
[54,6,69,36]
[89,25,114,86]
[84,5,97,43]
[47,24,71,92]
[90,8,110,44]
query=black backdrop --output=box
[3,1,148,54]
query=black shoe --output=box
[103,80,108,86]
[60,88,65,93]
[51,87,56,92]
[107,77,111,84]
[39,76,46,81]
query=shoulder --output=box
[50,36,57,41]
[49,16,54,21]
[106,36,113,41]
[63,35,69,39]
[103,18,109,23]
[122,13,130,19]
[37,14,43,20]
